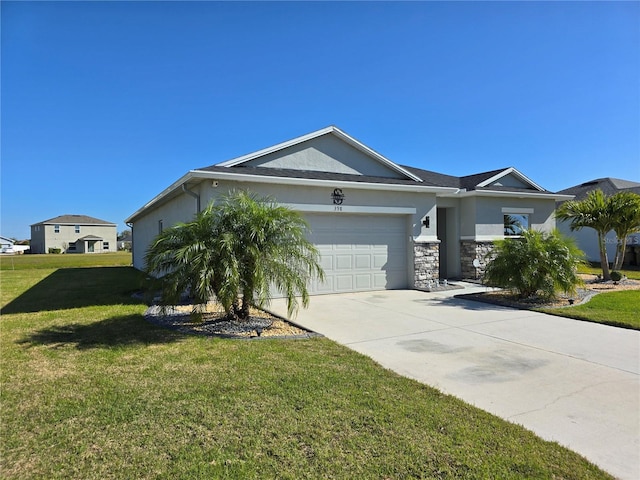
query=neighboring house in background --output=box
[117,231,132,251]
[127,126,571,294]
[0,236,15,253]
[0,236,30,254]
[556,178,640,267]
[30,215,117,254]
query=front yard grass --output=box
[577,263,640,280]
[0,258,613,479]
[540,290,640,330]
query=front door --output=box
[88,241,95,253]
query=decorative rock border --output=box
[144,304,321,340]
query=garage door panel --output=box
[355,255,371,269]
[372,254,387,268]
[373,273,389,288]
[336,275,353,290]
[304,213,409,295]
[320,252,333,272]
[315,277,334,293]
[335,255,353,270]
[355,274,372,289]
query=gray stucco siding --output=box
[468,197,556,239]
[244,135,407,179]
[131,192,199,270]
[132,179,436,284]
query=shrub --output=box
[483,229,584,300]
[610,271,622,282]
[47,248,62,254]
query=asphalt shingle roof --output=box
[557,178,640,201]
[32,214,116,226]
[198,163,549,192]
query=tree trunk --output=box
[613,235,627,271]
[238,284,253,320]
[597,231,611,280]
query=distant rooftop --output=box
[557,178,640,201]
[31,214,116,226]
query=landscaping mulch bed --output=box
[457,274,640,310]
[144,303,319,339]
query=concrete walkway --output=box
[269,284,640,480]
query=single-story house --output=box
[117,231,132,251]
[126,126,571,294]
[0,236,30,254]
[1,236,15,253]
[30,214,117,254]
[556,178,640,267]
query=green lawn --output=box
[0,257,612,479]
[0,251,132,270]
[544,262,640,329]
[541,290,640,330]
[577,263,640,280]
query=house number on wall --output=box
[331,188,345,211]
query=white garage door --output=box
[305,214,408,294]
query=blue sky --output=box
[2,1,638,240]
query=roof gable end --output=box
[474,167,545,191]
[215,126,422,182]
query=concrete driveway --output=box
[269,284,640,480]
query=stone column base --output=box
[460,240,496,280]
[414,242,439,289]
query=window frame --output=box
[503,213,529,237]
[502,207,534,238]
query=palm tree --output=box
[556,189,615,280]
[609,191,640,271]
[145,190,324,320]
[484,229,584,299]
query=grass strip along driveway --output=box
[1,255,612,479]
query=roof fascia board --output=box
[125,169,458,223]
[216,126,423,183]
[476,167,545,191]
[192,169,453,193]
[216,127,335,167]
[31,221,117,227]
[457,189,574,201]
[125,171,197,223]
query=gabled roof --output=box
[557,178,640,201]
[402,165,548,192]
[31,214,116,227]
[213,126,423,182]
[77,235,104,241]
[0,236,15,245]
[126,127,568,223]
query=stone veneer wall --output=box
[460,240,496,280]
[414,242,439,289]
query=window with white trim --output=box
[504,214,529,236]
[54,225,60,233]
[75,225,81,233]
[103,242,110,250]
